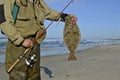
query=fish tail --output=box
[68,51,77,60]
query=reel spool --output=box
[25,54,37,67]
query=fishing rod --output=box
[7,0,74,73]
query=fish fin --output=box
[68,52,77,60]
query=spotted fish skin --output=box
[63,16,81,60]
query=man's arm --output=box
[0,0,24,46]
[40,0,67,21]
[41,0,77,23]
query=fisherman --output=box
[0,0,77,80]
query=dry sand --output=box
[1,44,120,80]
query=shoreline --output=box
[1,44,120,80]
[0,43,117,55]
[0,50,5,54]
[0,44,119,64]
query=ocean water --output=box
[0,37,120,63]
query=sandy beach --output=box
[1,44,120,80]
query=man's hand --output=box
[22,39,33,48]
[69,14,78,25]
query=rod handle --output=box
[7,59,20,73]
[7,48,30,73]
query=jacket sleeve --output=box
[41,0,60,21]
[0,0,24,46]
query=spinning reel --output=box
[25,54,37,67]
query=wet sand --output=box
[1,44,120,80]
